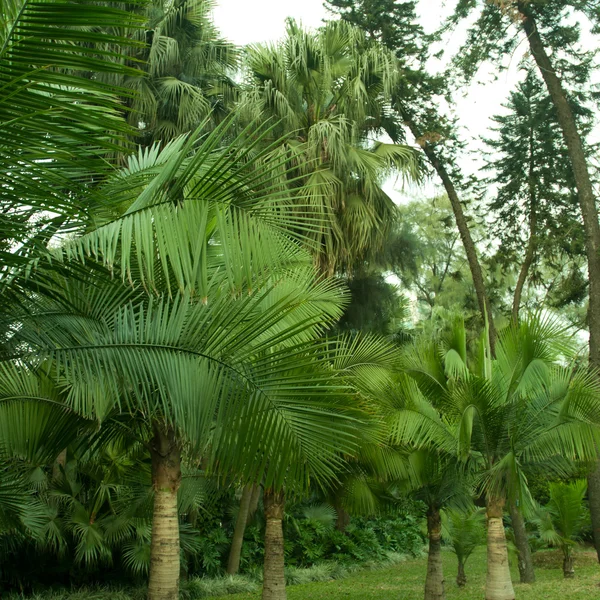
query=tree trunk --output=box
[424,507,445,600]
[588,464,600,562]
[456,559,467,588]
[52,448,67,481]
[262,488,286,600]
[227,484,255,575]
[247,484,261,526]
[508,500,535,584]
[335,506,351,532]
[148,423,181,600]
[512,148,538,323]
[562,548,575,578]
[403,115,497,354]
[485,497,515,600]
[519,4,600,562]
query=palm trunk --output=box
[485,497,515,600]
[247,484,261,525]
[52,448,67,481]
[403,115,496,354]
[519,4,600,561]
[562,546,575,578]
[227,484,255,575]
[262,488,286,600]
[508,501,535,584]
[148,423,181,600]
[456,559,466,588]
[333,493,351,532]
[424,507,445,600]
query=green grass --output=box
[211,547,600,600]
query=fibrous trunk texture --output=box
[588,465,600,562]
[456,560,466,588]
[562,550,575,578]
[52,448,67,480]
[262,489,286,600]
[519,3,600,562]
[403,115,496,354]
[148,424,181,600]
[508,501,535,584]
[334,496,351,532]
[486,498,515,600]
[424,507,445,600]
[227,484,255,575]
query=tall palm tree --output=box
[114,0,238,145]
[391,316,600,600]
[238,19,419,275]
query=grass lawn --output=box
[212,547,600,600]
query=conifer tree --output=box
[326,0,498,348]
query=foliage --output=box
[534,480,590,557]
[390,196,476,319]
[442,507,486,566]
[482,69,588,321]
[390,315,600,511]
[116,0,238,144]
[238,19,419,274]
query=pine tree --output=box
[483,69,586,322]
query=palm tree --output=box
[114,0,237,145]
[442,507,485,587]
[391,316,600,600]
[534,480,590,578]
[386,442,472,600]
[0,0,144,285]
[238,19,419,275]
[2,8,366,599]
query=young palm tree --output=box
[238,19,419,275]
[386,443,473,600]
[391,316,600,600]
[442,507,485,587]
[534,480,590,578]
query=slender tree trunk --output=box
[227,484,255,575]
[403,115,497,353]
[508,501,535,584]
[519,4,600,561]
[588,465,600,562]
[456,559,467,588]
[247,484,261,526]
[485,497,515,600]
[335,506,351,532]
[262,488,286,600]
[512,148,538,323]
[333,493,351,532]
[424,507,445,600]
[562,547,575,578]
[148,423,182,600]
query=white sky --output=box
[211,0,526,202]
